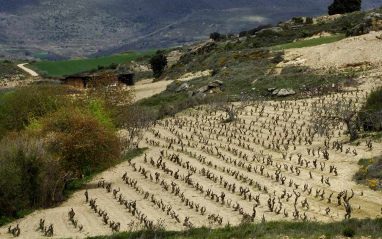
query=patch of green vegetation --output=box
[139,92,188,107]
[0,148,147,227]
[269,34,346,50]
[89,218,382,239]
[33,50,157,77]
[0,209,35,226]
[253,70,348,96]
[358,158,371,167]
[0,60,26,79]
[31,52,49,59]
[372,132,382,141]
[354,157,382,190]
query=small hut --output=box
[117,73,135,86]
[62,74,92,88]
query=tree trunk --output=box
[345,120,358,141]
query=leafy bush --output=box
[328,0,362,15]
[0,86,66,138]
[343,227,356,237]
[109,62,118,69]
[0,133,61,219]
[150,51,168,78]
[360,87,382,131]
[292,17,304,24]
[42,108,120,176]
[354,157,382,190]
[306,17,314,24]
[210,32,222,41]
[224,42,234,51]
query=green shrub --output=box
[306,17,314,24]
[292,17,304,24]
[358,158,371,167]
[109,62,118,69]
[0,86,66,138]
[224,42,234,51]
[210,32,222,41]
[150,51,168,78]
[0,133,61,219]
[328,0,361,15]
[343,227,356,237]
[42,108,120,176]
[360,87,382,131]
[211,69,219,76]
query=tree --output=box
[311,97,361,140]
[149,51,168,79]
[42,108,120,176]
[305,17,314,25]
[328,0,361,15]
[0,85,66,138]
[0,133,62,217]
[359,88,382,131]
[117,105,156,149]
[210,32,221,41]
[210,94,256,122]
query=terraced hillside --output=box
[1,76,381,238]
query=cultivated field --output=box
[269,34,346,51]
[1,76,381,238]
[33,51,156,77]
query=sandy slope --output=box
[133,70,211,101]
[1,36,382,239]
[281,31,382,70]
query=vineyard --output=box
[1,80,381,239]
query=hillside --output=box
[0,0,381,59]
[1,22,382,239]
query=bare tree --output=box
[210,94,256,122]
[311,97,361,140]
[120,105,156,149]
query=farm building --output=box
[62,75,92,88]
[117,73,135,86]
[62,73,135,88]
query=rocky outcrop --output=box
[256,27,283,35]
[189,41,217,55]
[268,88,296,97]
[188,80,224,97]
[176,83,189,93]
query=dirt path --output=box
[16,63,39,77]
[133,70,211,101]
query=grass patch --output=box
[33,50,157,77]
[253,71,348,96]
[372,132,382,141]
[89,218,382,239]
[139,93,188,107]
[269,34,346,51]
[31,52,49,59]
[354,156,382,190]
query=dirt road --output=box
[17,63,39,77]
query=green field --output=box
[269,34,346,51]
[34,50,157,77]
[31,52,49,59]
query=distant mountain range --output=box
[0,0,381,59]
